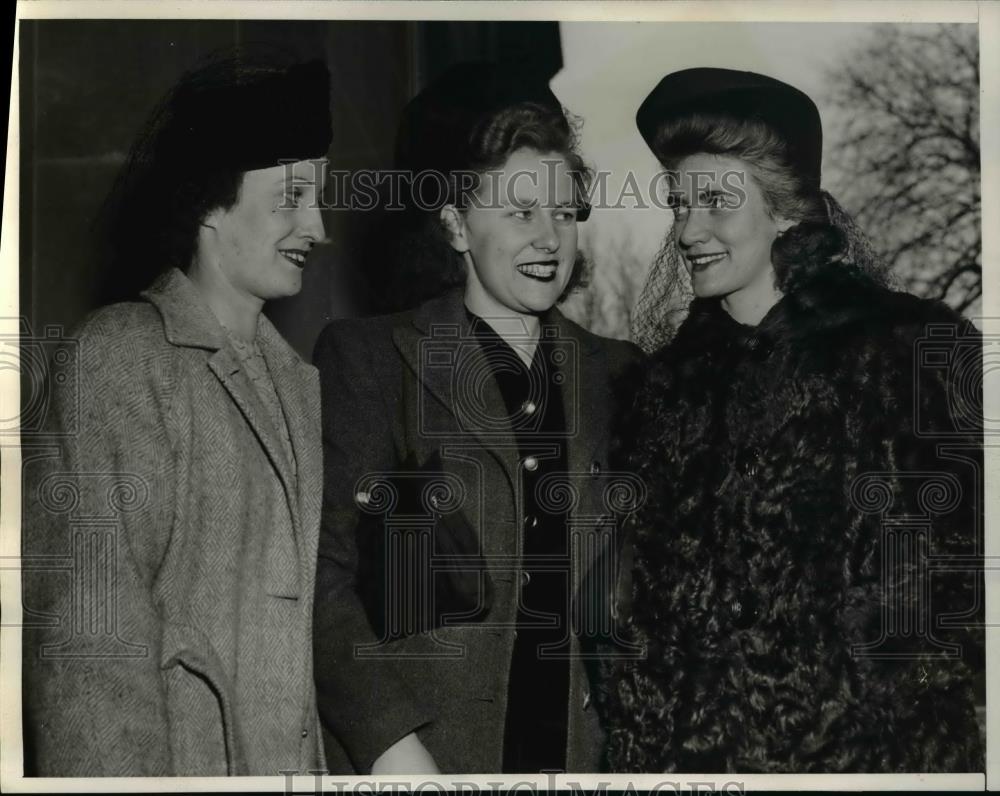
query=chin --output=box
[284,268,306,292]
[520,281,569,312]
[518,293,560,314]
[690,276,729,300]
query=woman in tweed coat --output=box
[22,52,333,776]
[602,68,983,772]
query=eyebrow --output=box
[273,175,316,186]
[506,195,538,208]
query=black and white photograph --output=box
[2,1,996,792]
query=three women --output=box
[22,50,983,777]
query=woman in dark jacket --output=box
[602,68,984,773]
[313,65,643,775]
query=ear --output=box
[199,206,225,233]
[440,205,470,254]
[774,216,795,237]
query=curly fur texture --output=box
[602,263,984,773]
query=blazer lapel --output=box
[391,289,521,492]
[551,312,606,478]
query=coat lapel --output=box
[143,269,305,598]
[550,312,605,478]
[391,289,521,491]
[207,349,299,514]
[390,289,608,492]
[258,320,323,585]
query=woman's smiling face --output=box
[670,152,790,317]
[204,158,326,302]
[445,148,579,319]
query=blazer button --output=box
[523,456,539,472]
[521,399,537,416]
[524,514,539,530]
[521,570,531,586]
[589,461,601,477]
[301,728,309,738]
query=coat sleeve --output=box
[22,313,176,776]
[312,322,433,773]
[840,313,984,771]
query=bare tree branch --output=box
[825,23,981,316]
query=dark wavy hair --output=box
[93,49,300,304]
[366,101,593,314]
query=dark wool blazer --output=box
[313,288,643,774]
[22,269,325,776]
[604,264,984,773]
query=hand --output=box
[370,732,441,775]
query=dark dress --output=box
[464,311,571,772]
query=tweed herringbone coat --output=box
[312,288,643,774]
[22,268,325,776]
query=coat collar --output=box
[677,264,938,356]
[142,268,303,371]
[409,287,602,357]
[394,287,605,489]
[142,267,319,600]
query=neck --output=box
[464,290,541,368]
[721,270,783,326]
[186,257,263,342]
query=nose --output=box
[676,208,710,249]
[297,204,325,244]
[532,213,559,253]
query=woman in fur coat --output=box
[602,68,984,773]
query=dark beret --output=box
[636,67,822,183]
[394,61,592,220]
[394,61,563,176]
[160,58,332,173]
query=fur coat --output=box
[603,264,984,773]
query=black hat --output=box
[636,67,822,183]
[394,61,564,176]
[393,61,591,220]
[158,57,333,172]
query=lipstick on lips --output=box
[279,248,310,268]
[516,259,559,282]
[686,252,726,273]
